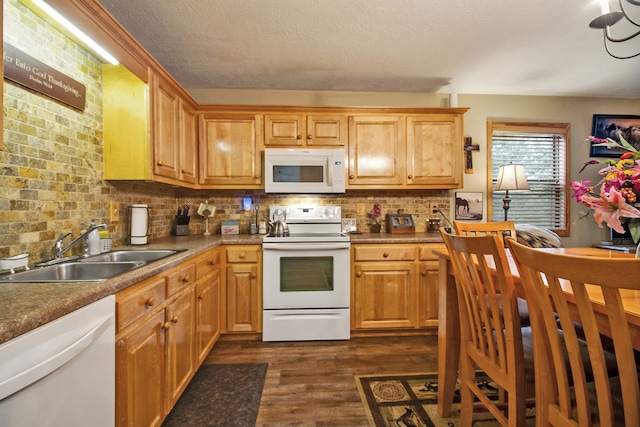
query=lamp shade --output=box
[494,164,529,191]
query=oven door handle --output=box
[263,243,350,251]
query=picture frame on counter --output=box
[386,214,415,234]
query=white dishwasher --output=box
[0,295,115,427]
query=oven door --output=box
[262,242,350,309]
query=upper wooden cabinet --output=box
[264,114,347,146]
[406,115,463,187]
[347,110,466,189]
[348,116,405,186]
[198,113,263,187]
[103,65,198,187]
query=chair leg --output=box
[459,353,476,427]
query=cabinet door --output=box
[406,115,462,187]
[418,262,440,327]
[226,264,261,332]
[199,113,263,186]
[165,288,196,410]
[116,310,165,427]
[152,75,180,180]
[353,261,417,329]
[264,114,304,146]
[306,114,346,146]
[348,116,405,186]
[179,99,198,184]
[195,267,221,364]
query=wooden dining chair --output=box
[453,220,517,247]
[507,238,640,427]
[441,229,534,427]
[453,220,530,327]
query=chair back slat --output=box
[453,220,516,247]
[507,238,640,427]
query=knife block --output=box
[173,224,189,236]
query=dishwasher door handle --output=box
[0,313,114,400]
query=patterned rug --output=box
[355,371,533,427]
[162,363,268,427]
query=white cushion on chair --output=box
[515,224,563,248]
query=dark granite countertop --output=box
[0,232,440,345]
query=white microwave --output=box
[264,148,346,193]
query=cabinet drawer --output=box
[354,245,416,262]
[196,249,221,279]
[226,246,260,263]
[116,276,166,331]
[166,263,196,296]
[418,244,447,261]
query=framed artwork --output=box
[590,114,640,157]
[455,192,483,220]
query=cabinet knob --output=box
[209,260,216,266]
[356,271,362,277]
[408,175,413,179]
[296,134,302,139]
[239,253,246,259]
[198,294,204,300]
[157,161,163,166]
[162,322,170,330]
[349,175,355,179]
[421,269,428,276]
[181,169,188,173]
[250,273,257,279]
[145,296,155,307]
[171,315,179,324]
[307,134,313,139]
[182,275,191,283]
[383,252,389,258]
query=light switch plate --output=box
[342,218,356,233]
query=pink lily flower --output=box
[581,187,640,233]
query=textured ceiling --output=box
[98,0,640,98]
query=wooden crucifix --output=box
[464,137,480,174]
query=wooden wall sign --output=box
[3,43,86,111]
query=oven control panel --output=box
[269,205,342,223]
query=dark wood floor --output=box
[204,334,439,426]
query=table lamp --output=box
[494,163,529,221]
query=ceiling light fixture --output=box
[589,0,640,59]
[30,0,119,65]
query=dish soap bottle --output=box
[87,219,101,256]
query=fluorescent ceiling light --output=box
[31,0,119,65]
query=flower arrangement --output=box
[570,135,640,243]
[368,203,383,225]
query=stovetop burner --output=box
[263,205,348,243]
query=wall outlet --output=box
[109,201,119,222]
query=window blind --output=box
[491,132,567,232]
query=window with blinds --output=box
[488,122,569,236]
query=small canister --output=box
[428,218,440,232]
[259,221,267,234]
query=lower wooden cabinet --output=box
[115,247,221,427]
[224,245,262,333]
[351,243,443,331]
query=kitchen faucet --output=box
[53,223,108,259]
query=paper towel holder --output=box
[129,204,151,245]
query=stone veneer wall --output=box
[1,0,452,264]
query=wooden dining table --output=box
[434,246,640,417]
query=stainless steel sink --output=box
[0,261,146,283]
[78,249,181,263]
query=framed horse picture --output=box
[590,114,640,157]
[455,192,483,220]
